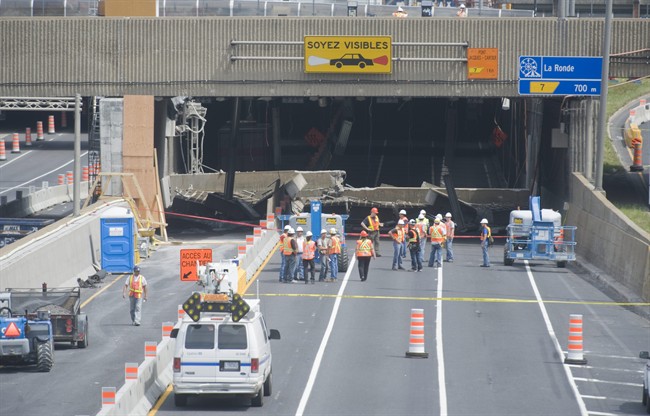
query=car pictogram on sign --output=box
[330,53,374,69]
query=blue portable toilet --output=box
[100,206,135,273]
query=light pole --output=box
[594,0,612,191]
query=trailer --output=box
[2,287,88,348]
[503,196,577,268]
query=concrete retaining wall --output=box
[0,182,89,218]
[567,173,650,301]
[0,199,127,290]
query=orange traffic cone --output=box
[25,128,32,147]
[630,139,643,172]
[58,174,65,185]
[11,133,20,153]
[48,115,55,134]
[82,166,89,182]
[66,171,73,184]
[405,308,429,358]
[564,314,587,365]
[0,139,6,161]
[36,121,44,141]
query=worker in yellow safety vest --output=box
[356,231,376,281]
[328,228,342,282]
[480,218,491,267]
[361,207,383,257]
[428,218,446,268]
[122,266,148,326]
[302,231,317,284]
[282,227,298,283]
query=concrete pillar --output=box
[585,99,594,181]
[526,98,543,195]
[99,98,124,196]
[272,106,281,168]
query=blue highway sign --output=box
[518,56,603,96]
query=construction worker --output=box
[428,218,447,268]
[278,225,290,282]
[356,230,376,281]
[317,229,330,282]
[480,218,491,267]
[122,266,147,326]
[398,209,409,259]
[392,5,408,17]
[456,3,467,17]
[328,228,341,282]
[361,207,383,257]
[407,220,422,272]
[282,227,298,282]
[444,212,456,262]
[389,219,406,270]
[416,212,429,264]
[303,231,317,284]
[294,226,305,281]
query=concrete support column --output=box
[272,105,281,168]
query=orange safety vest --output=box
[366,216,380,231]
[329,236,341,254]
[356,238,373,257]
[303,240,316,260]
[129,275,144,299]
[391,227,404,243]
[416,221,428,239]
[445,220,455,239]
[283,236,295,255]
[429,224,445,243]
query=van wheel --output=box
[264,372,272,396]
[251,388,263,407]
[174,393,187,407]
[642,385,647,405]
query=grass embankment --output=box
[605,78,650,234]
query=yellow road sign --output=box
[304,36,392,74]
[467,48,498,80]
[529,81,560,93]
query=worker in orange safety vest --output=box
[302,231,317,284]
[356,230,376,281]
[428,218,447,268]
[122,266,148,326]
[328,228,341,282]
[282,227,298,283]
[389,220,406,270]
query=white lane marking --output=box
[577,352,642,360]
[436,262,448,416]
[581,395,606,400]
[583,395,640,402]
[524,260,588,416]
[295,255,356,416]
[0,150,33,168]
[0,151,88,195]
[588,412,618,416]
[574,377,643,387]
[567,364,643,373]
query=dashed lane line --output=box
[573,377,643,387]
[254,292,650,307]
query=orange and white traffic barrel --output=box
[25,127,32,147]
[36,121,44,141]
[66,171,73,184]
[82,166,89,182]
[564,314,587,365]
[47,115,56,134]
[405,308,429,358]
[0,139,6,161]
[11,133,20,153]
[58,174,65,185]
[630,138,643,172]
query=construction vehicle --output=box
[0,303,54,372]
[1,287,88,348]
[280,200,350,272]
[503,196,576,268]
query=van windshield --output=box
[218,324,247,350]
[185,324,215,349]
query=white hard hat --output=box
[399,209,407,215]
[480,218,488,224]
[296,226,303,232]
[321,229,327,234]
[288,227,295,234]
[397,6,404,11]
[284,225,291,231]
[306,231,313,237]
[445,212,452,218]
[418,214,424,220]
[398,219,405,225]
[409,219,416,225]
[330,228,337,235]
[420,209,426,215]
[436,214,443,220]
[460,4,466,8]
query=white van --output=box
[171,298,280,407]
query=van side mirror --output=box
[640,351,650,359]
[170,328,179,339]
[269,329,281,340]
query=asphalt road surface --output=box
[146,238,650,416]
[0,130,88,205]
